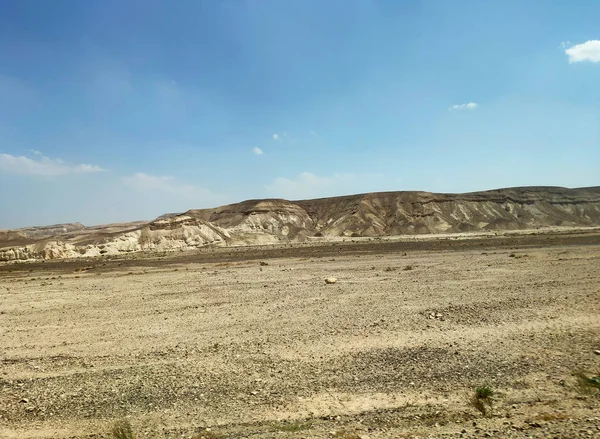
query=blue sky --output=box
[1,0,598,228]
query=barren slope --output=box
[2,186,599,261]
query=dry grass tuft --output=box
[112,419,135,439]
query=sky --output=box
[0,0,598,228]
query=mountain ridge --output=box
[2,186,599,261]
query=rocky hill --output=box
[2,186,599,261]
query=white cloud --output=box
[118,173,228,218]
[272,133,280,140]
[252,147,264,155]
[565,40,600,63]
[449,102,478,111]
[0,153,104,176]
[122,173,219,200]
[266,172,360,200]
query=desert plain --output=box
[1,230,600,438]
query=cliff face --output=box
[2,186,599,261]
[295,186,600,236]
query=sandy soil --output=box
[1,231,600,438]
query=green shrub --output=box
[470,385,494,416]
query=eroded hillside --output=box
[2,186,599,261]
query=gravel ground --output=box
[1,231,599,438]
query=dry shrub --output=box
[112,420,135,439]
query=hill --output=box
[1,186,599,261]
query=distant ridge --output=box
[2,186,599,261]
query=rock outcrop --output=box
[2,186,599,261]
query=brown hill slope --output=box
[186,186,600,237]
[296,186,600,235]
[1,186,599,261]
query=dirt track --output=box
[1,231,600,438]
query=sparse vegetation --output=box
[271,420,312,432]
[475,385,494,399]
[574,371,600,395]
[3,233,600,438]
[470,385,494,416]
[111,419,135,439]
[192,430,224,439]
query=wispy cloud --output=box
[0,153,104,176]
[121,173,228,215]
[252,147,264,155]
[266,169,391,200]
[564,40,600,63]
[449,102,478,111]
[266,172,354,200]
[122,172,218,198]
[272,133,280,141]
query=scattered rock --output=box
[593,349,600,355]
[325,277,338,284]
[428,312,445,321]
